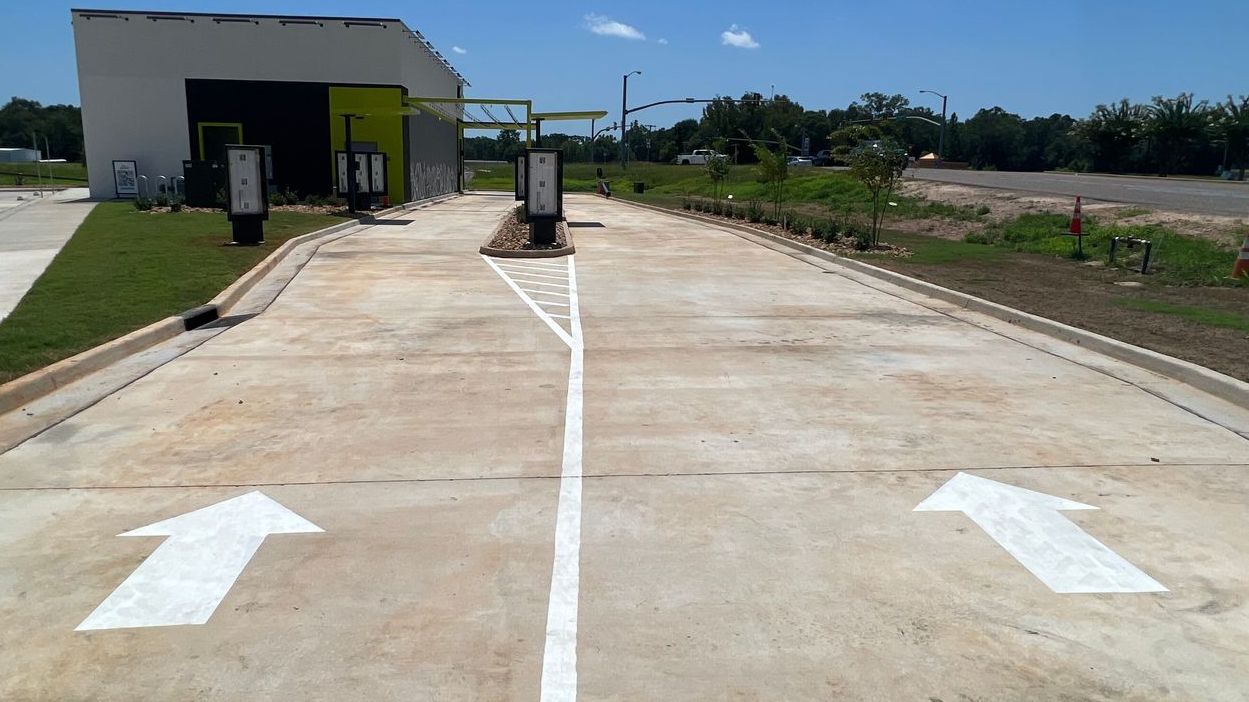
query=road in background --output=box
[0,188,94,322]
[909,169,1249,216]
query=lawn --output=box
[0,161,89,187]
[468,161,989,223]
[0,203,350,384]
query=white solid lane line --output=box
[539,256,583,702]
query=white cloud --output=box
[657,38,669,45]
[451,45,467,55]
[584,14,645,41]
[721,24,759,49]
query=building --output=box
[0,148,42,163]
[71,8,466,201]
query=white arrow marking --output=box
[914,473,1166,594]
[77,491,323,631]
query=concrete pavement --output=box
[0,187,95,322]
[2,193,1248,700]
[911,168,1249,216]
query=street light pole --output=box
[919,89,948,164]
[621,70,641,168]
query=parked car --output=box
[787,156,814,168]
[812,149,835,167]
[675,149,721,166]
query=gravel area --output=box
[486,207,569,250]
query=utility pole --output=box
[621,70,641,168]
[919,89,948,165]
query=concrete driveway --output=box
[0,187,95,322]
[1,193,1248,701]
[910,169,1249,216]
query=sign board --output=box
[257,144,275,182]
[801,135,811,157]
[368,153,387,195]
[514,156,526,201]
[112,160,138,198]
[524,148,563,220]
[336,151,374,195]
[225,145,267,218]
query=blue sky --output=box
[4,1,1248,130]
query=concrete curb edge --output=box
[0,193,458,416]
[613,197,1249,410]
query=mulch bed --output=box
[486,207,569,251]
[683,208,911,258]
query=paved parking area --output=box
[1,192,1248,700]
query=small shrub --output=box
[975,205,991,216]
[682,199,692,211]
[132,197,153,211]
[724,204,735,219]
[154,194,170,208]
[746,200,764,223]
[170,197,184,213]
[283,189,300,206]
[269,192,286,207]
[711,201,724,216]
[214,187,228,210]
[762,215,779,227]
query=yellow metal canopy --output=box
[406,97,606,146]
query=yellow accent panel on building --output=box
[329,86,406,200]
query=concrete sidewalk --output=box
[1,193,1248,701]
[0,187,95,323]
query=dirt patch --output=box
[897,179,1247,245]
[866,246,1249,383]
[486,208,569,251]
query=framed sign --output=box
[112,160,138,198]
[225,145,268,219]
[336,151,373,195]
[524,148,563,220]
[368,153,387,195]
[514,156,526,201]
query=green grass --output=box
[0,161,88,187]
[1113,299,1249,332]
[468,161,988,221]
[0,203,349,383]
[964,213,1244,286]
[858,231,1009,265]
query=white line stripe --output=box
[548,313,572,319]
[498,270,572,282]
[533,300,570,308]
[498,263,570,275]
[540,255,583,702]
[482,255,574,347]
[501,260,569,271]
[509,278,571,288]
[521,288,571,298]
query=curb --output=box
[478,211,575,258]
[0,193,458,416]
[613,197,1249,410]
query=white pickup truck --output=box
[675,149,721,166]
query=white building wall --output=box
[72,11,462,199]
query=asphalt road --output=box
[909,169,1249,216]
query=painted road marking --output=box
[914,473,1167,594]
[77,491,323,631]
[482,254,584,701]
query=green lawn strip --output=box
[964,213,1243,286]
[0,203,349,384]
[1112,298,1249,332]
[468,162,987,222]
[0,161,89,186]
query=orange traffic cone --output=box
[1068,196,1083,236]
[1233,233,1249,278]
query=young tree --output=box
[849,141,908,247]
[751,133,789,218]
[1146,93,1210,176]
[704,152,730,202]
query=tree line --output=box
[0,98,85,162]
[466,90,1249,177]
